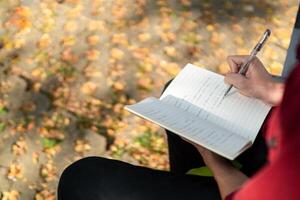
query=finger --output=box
[238,90,251,97]
[248,57,266,71]
[224,73,248,89]
[227,55,249,73]
[181,137,206,153]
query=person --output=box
[57,44,300,199]
[58,8,300,199]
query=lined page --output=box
[125,97,250,160]
[160,64,271,142]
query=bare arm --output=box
[185,144,248,200]
[199,150,248,200]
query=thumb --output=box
[224,73,248,89]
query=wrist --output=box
[262,81,284,106]
[202,153,230,171]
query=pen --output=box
[223,29,271,98]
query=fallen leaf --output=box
[2,190,20,200]
[111,48,124,61]
[86,49,100,61]
[7,163,23,181]
[12,137,28,156]
[138,33,151,42]
[164,46,177,57]
[81,82,98,95]
[87,35,100,46]
[74,139,91,154]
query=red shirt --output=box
[227,45,300,200]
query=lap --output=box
[58,157,221,200]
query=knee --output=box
[57,157,111,199]
[59,156,110,184]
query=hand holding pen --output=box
[223,29,271,97]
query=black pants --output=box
[57,81,268,200]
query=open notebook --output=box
[125,64,271,160]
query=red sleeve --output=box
[230,149,300,200]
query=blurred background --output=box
[0,0,298,199]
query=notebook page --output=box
[160,64,271,142]
[125,97,250,160]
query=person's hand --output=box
[193,144,228,168]
[182,138,229,169]
[225,55,284,106]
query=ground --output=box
[0,0,298,199]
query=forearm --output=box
[210,161,248,199]
[262,81,285,106]
[191,141,250,199]
[202,155,248,200]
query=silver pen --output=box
[223,29,271,97]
